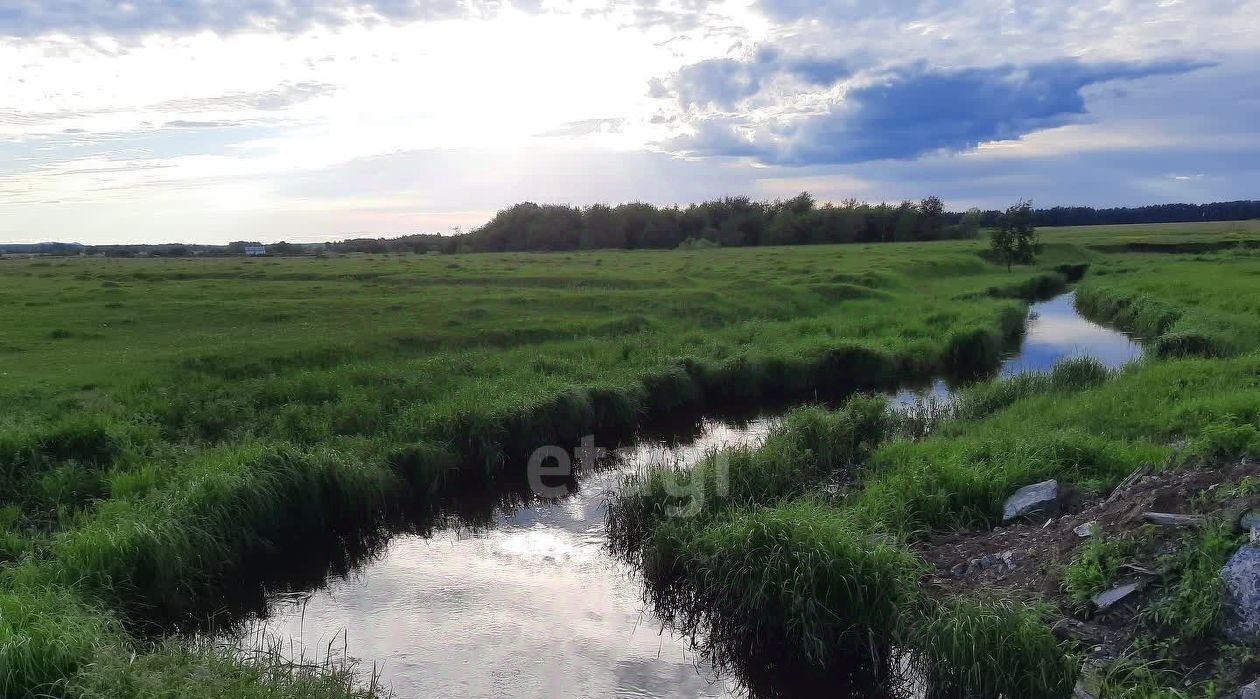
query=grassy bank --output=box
[609,244,1260,696]
[0,241,1073,696]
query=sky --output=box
[1,0,1258,244]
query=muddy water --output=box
[233,291,1140,698]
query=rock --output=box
[1222,545,1260,644]
[1075,521,1099,538]
[1072,656,1106,699]
[1242,509,1260,533]
[1239,678,1259,699]
[1143,512,1204,528]
[1093,582,1142,613]
[953,550,1024,578]
[1068,680,1098,699]
[1051,618,1109,644]
[998,549,1023,569]
[1003,479,1061,523]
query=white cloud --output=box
[1,0,1257,243]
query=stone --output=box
[1222,545,1260,644]
[1075,521,1099,538]
[1003,479,1061,523]
[1143,512,1204,528]
[998,549,1023,569]
[1241,509,1260,532]
[1093,582,1141,613]
[1051,618,1108,644]
[1238,678,1259,699]
[953,551,1023,578]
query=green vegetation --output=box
[66,640,384,699]
[0,240,1067,697]
[989,199,1038,271]
[1148,519,1247,644]
[610,238,1260,695]
[3,224,1258,697]
[1041,219,1260,253]
[910,598,1078,699]
[1063,533,1144,606]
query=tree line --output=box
[459,194,980,253]
[5,197,1256,257]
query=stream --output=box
[226,291,1141,698]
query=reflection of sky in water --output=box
[248,419,768,698]
[252,292,1134,697]
[892,292,1142,407]
[999,293,1143,376]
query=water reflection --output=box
[234,417,771,698]
[230,291,1139,698]
[891,291,1142,407]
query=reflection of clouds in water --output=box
[626,418,774,470]
[614,657,747,699]
[494,528,580,566]
[249,292,1136,699]
[892,292,1141,405]
[1001,293,1141,376]
[250,420,752,698]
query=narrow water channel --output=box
[230,291,1141,698]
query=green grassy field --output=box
[610,242,1260,696]
[0,240,1061,697]
[1,226,1257,697]
[1040,220,1260,250]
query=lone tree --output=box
[991,200,1037,271]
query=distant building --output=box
[244,245,267,257]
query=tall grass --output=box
[0,585,119,697]
[607,395,895,557]
[37,444,400,620]
[66,638,389,699]
[909,597,1079,699]
[1076,251,1260,357]
[639,502,925,696]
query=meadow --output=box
[1040,219,1260,251]
[610,235,1260,697]
[1,225,1257,697]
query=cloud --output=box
[536,118,626,138]
[153,82,336,112]
[0,1,488,37]
[0,82,334,139]
[755,0,922,23]
[666,58,1212,164]
[164,120,238,128]
[665,45,850,109]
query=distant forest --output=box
[5,197,1258,257]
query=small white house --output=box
[244,245,267,257]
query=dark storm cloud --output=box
[669,46,850,109]
[668,58,1212,164]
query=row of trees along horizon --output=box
[7,196,1258,257]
